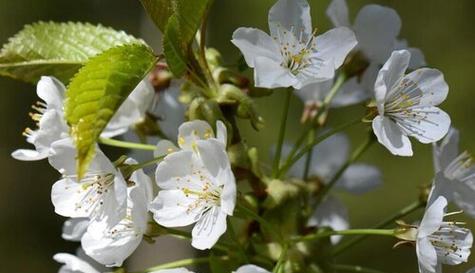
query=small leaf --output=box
[139,0,176,32]
[0,21,141,83]
[163,0,211,77]
[65,43,157,178]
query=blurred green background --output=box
[1,0,474,272]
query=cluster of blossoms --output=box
[6,0,475,272]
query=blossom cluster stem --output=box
[282,73,347,176]
[332,200,424,256]
[313,136,375,207]
[272,87,293,178]
[237,203,284,243]
[332,264,388,273]
[98,137,156,151]
[136,257,213,273]
[292,228,395,243]
[278,116,362,177]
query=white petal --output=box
[418,196,446,238]
[354,5,401,64]
[150,190,201,227]
[309,133,350,180]
[102,80,154,138]
[196,139,231,178]
[231,28,281,68]
[400,106,450,144]
[307,195,349,244]
[253,56,296,88]
[154,140,179,157]
[216,120,228,147]
[152,82,186,141]
[403,68,449,106]
[336,164,382,194]
[331,77,371,107]
[178,120,214,150]
[62,218,89,242]
[268,0,312,41]
[408,47,426,69]
[81,222,142,267]
[234,264,271,273]
[326,0,350,27]
[219,167,237,216]
[37,76,66,111]
[433,127,459,173]
[191,207,227,250]
[295,79,332,103]
[372,116,413,156]
[53,253,99,273]
[436,226,472,265]
[11,149,46,161]
[417,237,438,273]
[155,150,194,189]
[34,110,69,151]
[375,50,411,110]
[314,27,358,72]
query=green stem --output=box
[237,203,283,243]
[281,73,347,177]
[272,87,293,178]
[302,128,317,180]
[332,200,424,256]
[313,136,375,207]
[332,264,388,273]
[273,243,288,273]
[278,117,362,178]
[136,257,211,272]
[162,227,230,253]
[99,137,156,151]
[227,220,249,262]
[292,228,395,243]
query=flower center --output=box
[22,101,47,139]
[65,172,115,214]
[177,168,222,214]
[384,77,441,141]
[272,25,323,76]
[445,151,474,180]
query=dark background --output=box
[0,0,474,272]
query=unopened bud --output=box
[149,63,173,92]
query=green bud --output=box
[263,178,303,209]
[228,143,250,168]
[205,47,223,69]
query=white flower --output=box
[12,77,154,161]
[81,160,153,267]
[287,133,381,194]
[372,50,450,156]
[283,133,381,243]
[231,0,357,89]
[295,72,373,111]
[416,196,473,273]
[62,218,89,242]
[49,138,128,227]
[53,253,99,273]
[151,81,186,140]
[150,120,236,250]
[234,264,271,273]
[307,195,349,244]
[326,0,425,67]
[430,128,475,217]
[101,80,155,138]
[12,76,69,161]
[154,119,227,157]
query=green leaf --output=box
[65,43,157,178]
[0,21,141,83]
[139,0,176,32]
[163,0,211,77]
